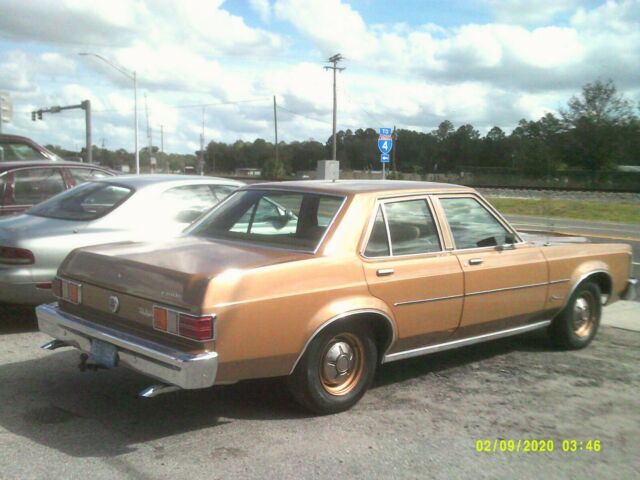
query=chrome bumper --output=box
[36,303,218,390]
[621,278,638,301]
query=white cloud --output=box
[485,0,584,23]
[0,0,638,154]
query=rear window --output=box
[27,182,133,221]
[187,190,344,252]
[0,142,47,161]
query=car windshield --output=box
[27,181,133,221]
[187,189,345,252]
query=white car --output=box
[0,175,244,305]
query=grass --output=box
[486,197,640,224]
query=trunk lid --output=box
[59,236,308,311]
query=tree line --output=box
[48,80,640,179]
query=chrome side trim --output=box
[549,278,570,285]
[466,281,548,297]
[289,308,397,374]
[394,280,553,307]
[395,293,464,307]
[382,320,552,363]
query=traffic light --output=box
[31,111,36,121]
[37,110,43,120]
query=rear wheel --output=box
[287,323,377,414]
[549,281,601,349]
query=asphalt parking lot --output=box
[0,305,638,479]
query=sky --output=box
[0,0,638,154]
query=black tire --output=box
[287,322,377,415]
[549,281,601,350]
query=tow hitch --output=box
[78,353,109,372]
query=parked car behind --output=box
[0,161,117,217]
[35,180,636,413]
[0,175,244,305]
[0,134,61,162]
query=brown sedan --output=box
[36,181,637,413]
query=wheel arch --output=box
[288,309,397,375]
[565,268,613,308]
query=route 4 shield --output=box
[378,135,393,154]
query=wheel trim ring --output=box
[318,333,365,396]
[573,291,596,338]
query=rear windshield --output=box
[27,182,133,221]
[187,190,345,252]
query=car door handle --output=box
[376,268,395,277]
[468,258,484,265]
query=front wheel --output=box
[549,281,602,349]
[287,323,377,414]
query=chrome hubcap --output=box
[319,333,364,396]
[323,341,355,383]
[573,294,594,337]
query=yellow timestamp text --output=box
[475,439,601,453]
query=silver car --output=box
[0,174,244,305]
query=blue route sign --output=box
[381,153,390,164]
[379,127,392,136]
[378,136,393,154]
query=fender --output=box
[564,262,612,309]
[288,295,397,374]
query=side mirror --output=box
[496,233,517,251]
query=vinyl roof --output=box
[244,179,472,195]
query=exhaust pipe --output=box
[139,384,181,398]
[41,339,69,350]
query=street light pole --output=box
[79,52,139,174]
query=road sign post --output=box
[378,128,393,180]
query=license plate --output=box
[90,340,119,368]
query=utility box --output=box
[317,160,339,180]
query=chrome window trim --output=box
[360,193,445,260]
[435,193,525,252]
[382,320,552,363]
[289,308,397,374]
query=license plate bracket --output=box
[89,340,119,368]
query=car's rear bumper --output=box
[0,281,55,305]
[621,278,638,301]
[36,303,218,390]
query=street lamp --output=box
[79,52,139,174]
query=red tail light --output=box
[153,305,215,341]
[179,313,214,341]
[0,246,35,265]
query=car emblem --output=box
[108,295,120,313]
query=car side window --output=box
[160,185,219,224]
[13,168,65,205]
[209,185,237,202]
[440,197,511,249]
[0,142,47,161]
[69,168,109,185]
[385,199,441,255]
[364,206,389,257]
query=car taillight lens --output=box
[153,306,215,341]
[0,246,35,265]
[53,277,82,304]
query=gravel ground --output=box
[0,309,638,480]
[478,188,640,202]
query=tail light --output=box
[53,277,82,304]
[153,305,215,341]
[0,246,35,265]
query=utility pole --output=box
[273,95,279,165]
[391,125,397,175]
[199,106,205,175]
[324,53,345,160]
[144,94,152,171]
